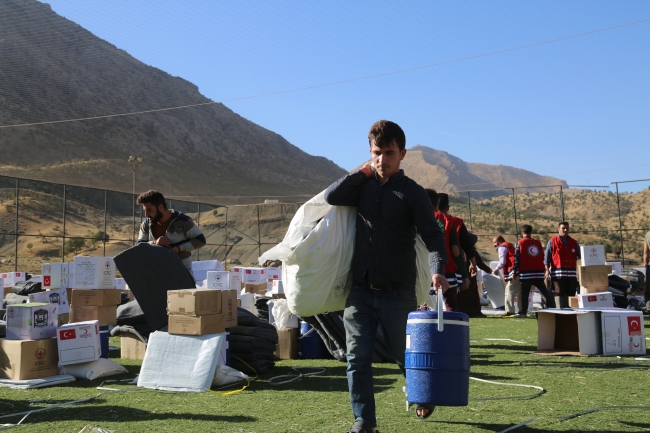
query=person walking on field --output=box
[514,225,556,314]
[544,221,581,308]
[325,120,448,433]
[493,235,521,316]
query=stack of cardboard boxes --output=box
[68,257,119,328]
[568,245,614,308]
[167,287,238,366]
[1,302,59,380]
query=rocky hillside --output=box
[0,0,346,205]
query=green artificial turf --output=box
[1,317,649,432]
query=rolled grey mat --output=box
[114,243,195,330]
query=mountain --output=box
[0,0,347,205]
[401,145,567,193]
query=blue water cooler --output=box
[299,321,329,359]
[405,294,470,406]
[99,325,110,359]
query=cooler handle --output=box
[437,289,444,333]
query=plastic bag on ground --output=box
[269,299,294,331]
[212,364,249,387]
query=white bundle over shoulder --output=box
[259,190,432,317]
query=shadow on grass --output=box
[471,343,538,352]
[7,405,256,425]
[435,420,636,433]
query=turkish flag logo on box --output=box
[59,329,76,340]
[587,296,597,302]
[44,276,51,287]
[627,316,642,336]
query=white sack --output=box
[212,364,249,387]
[59,358,128,380]
[137,331,223,393]
[259,190,432,317]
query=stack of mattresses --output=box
[230,307,278,375]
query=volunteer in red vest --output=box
[426,189,465,311]
[514,224,556,314]
[544,221,581,308]
[492,235,521,316]
[437,193,474,290]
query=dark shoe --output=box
[513,313,527,318]
[345,420,378,433]
[415,404,435,419]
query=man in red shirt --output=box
[493,235,520,316]
[514,225,555,314]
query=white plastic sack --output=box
[59,358,128,380]
[212,364,249,387]
[269,299,294,331]
[259,190,433,317]
[137,331,223,393]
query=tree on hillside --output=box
[65,237,85,255]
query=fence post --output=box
[467,191,472,231]
[196,203,201,262]
[257,205,261,260]
[132,192,136,246]
[614,182,625,266]
[511,188,518,240]
[14,179,18,272]
[224,207,229,262]
[62,185,66,262]
[560,185,565,221]
[103,189,108,256]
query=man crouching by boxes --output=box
[544,221,581,308]
[136,190,206,281]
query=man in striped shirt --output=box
[514,225,555,315]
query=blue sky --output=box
[43,0,650,192]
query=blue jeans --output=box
[344,282,417,428]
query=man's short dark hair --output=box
[521,224,533,235]
[437,193,450,211]
[425,189,438,208]
[495,235,505,243]
[136,190,167,209]
[368,120,406,150]
[558,221,569,227]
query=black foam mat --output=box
[114,243,194,330]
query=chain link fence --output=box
[1,175,648,275]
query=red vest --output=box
[434,211,457,274]
[551,236,578,269]
[517,237,545,279]
[501,241,515,277]
[550,235,579,279]
[517,237,544,271]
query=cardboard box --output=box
[57,320,101,365]
[242,267,266,284]
[271,280,284,294]
[244,282,268,295]
[58,313,69,327]
[120,335,147,360]
[578,265,611,287]
[606,262,622,276]
[114,278,127,290]
[6,303,58,340]
[42,263,69,289]
[580,246,606,266]
[168,314,229,335]
[580,285,609,294]
[191,260,225,281]
[72,256,115,289]
[568,296,579,308]
[275,328,300,360]
[3,286,12,299]
[1,272,26,287]
[71,289,122,306]
[205,271,231,290]
[601,310,646,356]
[28,288,70,314]
[577,292,613,308]
[69,305,117,326]
[536,309,601,356]
[0,338,59,380]
[167,289,221,316]
[265,267,281,280]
